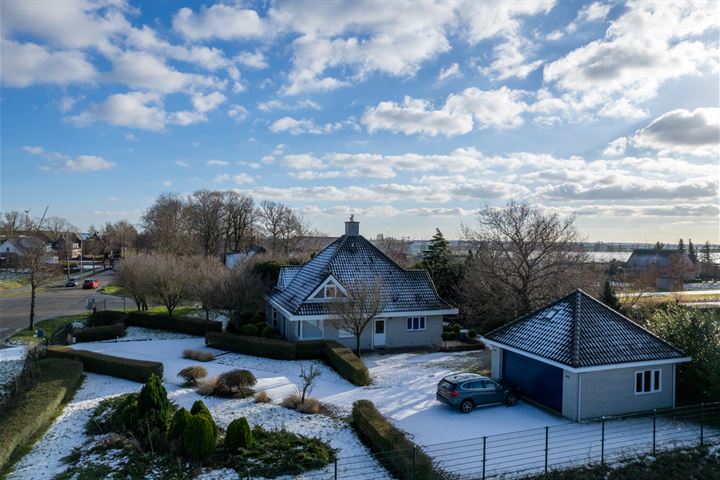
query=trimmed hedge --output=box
[206,332,302,360]
[127,312,221,336]
[88,310,128,327]
[73,324,127,343]
[0,358,83,471]
[325,341,371,386]
[47,346,163,383]
[352,400,441,480]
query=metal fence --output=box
[322,401,720,480]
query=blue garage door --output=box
[503,350,563,412]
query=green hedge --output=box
[88,310,128,327]
[73,324,127,343]
[127,312,221,336]
[206,332,302,360]
[0,358,83,471]
[352,400,441,480]
[47,346,162,383]
[325,341,371,386]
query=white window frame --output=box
[338,328,354,339]
[308,276,348,302]
[296,320,324,340]
[634,369,661,395]
[406,316,426,331]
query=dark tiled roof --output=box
[484,290,685,368]
[268,234,454,316]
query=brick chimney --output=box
[344,214,359,236]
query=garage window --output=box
[406,317,426,331]
[635,369,661,394]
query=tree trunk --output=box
[355,335,361,359]
[29,284,36,331]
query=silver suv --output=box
[436,373,519,413]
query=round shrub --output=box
[240,324,259,336]
[442,332,455,342]
[110,392,139,432]
[468,329,477,339]
[190,400,217,434]
[168,408,192,441]
[450,323,461,333]
[217,369,257,397]
[178,366,207,386]
[137,374,171,428]
[182,414,217,459]
[261,326,276,338]
[225,417,253,451]
[255,322,267,333]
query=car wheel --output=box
[505,393,518,406]
[460,399,474,414]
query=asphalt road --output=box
[0,270,127,342]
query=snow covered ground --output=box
[0,345,26,404]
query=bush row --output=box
[73,324,127,343]
[127,312,221,336]
[47,346,163,383]
[325,341,371,386]
[88,310,128,327]
[0,358,83,471]
[351,400,441,480]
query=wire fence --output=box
[313,401,720,480]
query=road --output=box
[0,270,127,342]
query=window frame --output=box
[406,316,426,331]
[634,368,661,395]
[338,328,354,339]
[296,319,324,340]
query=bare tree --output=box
[116,254,152,311]
[257,201,307,255]
[188,190,226,255]
[1,211,22,236]
[103,220,138,257]
[461,201,590,332]
[214,262,265,329]
[299,363,322,403]
[330,280,386,358]
[141,193,188,255]
[148,254,192,316]
[223,192,256,252]
[189,256,225,321]
[374,236,413,268]
[44,216,77,239]
[19,238,57,330]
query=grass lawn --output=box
[0,279,28,291]
[97,284,126,296]
[9,313,90,346]
[143,305,202,316]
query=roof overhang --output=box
[482,337,691,374]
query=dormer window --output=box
[310,278,347,301]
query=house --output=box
[0,236,58,265]
[52,233,82,259]
[624,249,697,290]
[265,217,458,349]
[224,245,267,269]
[482,290,690,421]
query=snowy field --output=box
[0,345,26,405]
[6,329,716,479]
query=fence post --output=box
[544,426,549,474]
[652,409,657,456]
[700,403,705,447]
[482,436,487,480]
[334,458,338,480]
[600,417,605,465]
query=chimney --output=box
[344,214,359,236]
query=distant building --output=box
[0,236,58,266]
[52,233,82,259]
[223,245,267,269]
[624,249,697,290]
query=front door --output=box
[373,318,386,347]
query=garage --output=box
[502,349,563,412]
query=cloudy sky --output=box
[1,0,719,242]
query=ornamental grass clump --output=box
[177,366,207,386]
[215,369,257,398]
[182,349,215,362]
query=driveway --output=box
[0,270,126,341]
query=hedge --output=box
[127,312,221,336]
[73,324,127,343]
[87,310,128,327]
[206,332,302,360]
[352,400,441,480]
[0,358,83,471]
[325,341,371,386]
[47,346,163,383]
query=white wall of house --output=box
[0,240,23,255]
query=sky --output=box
[1,0,719,242]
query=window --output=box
[339,328,354,338]
[635,369,661,394]
[272,309,278,328]
[406,316,426,331]
[311,280,347,300]
[296,320,323,340]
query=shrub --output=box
[182,349,215,362]
[87,310,128,327]
[441,331,455,342]
[47,346,163,383]
[280,394,329,415]
[73,324,127,343]
[352,400,441,480]
[239,324,259,336]
[190,399,212,418]
[178,366,207,386]
[216,369,257,398]
[261,326,277,338]
[325,341,371,386]
[168,408,192,441]
[127,312,221,336]
[468,329,477,339]
[0,358,83,470]
[109,393,139,433]
[182,414,217,459]
[254,391,271,404]
[295,341,328,360]
[196,376,219,396]
[450,323,461,333]
[206,332,298,360]
[225,417,253,450]
[137,374,172,429]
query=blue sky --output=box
[1,0,718,242]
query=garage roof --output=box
[483,290,685,368]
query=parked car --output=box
[436,373,519,413]
[65,278,79,287]
[82,279,100,289]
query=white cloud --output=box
[565,2,612,34]
[228,105,249,122]
[270,116,342,135]
[175,160,189,168]
[631,108,720,157]
[235,51,268,69]
[110,51,219,94]
[64,155,115,172]
[22,146,44,155]
[168,110,206,126]
[602,137,628,157]
[0,39,97,87]
[207,160,229,167]
[69,92,167,131]
[173,5,264,40]
[281,154,325,170]
[257,99,321,112]
[163,180,173,188]
[214,173,254,184]
[437,63,461,81]
[191,91,226,113]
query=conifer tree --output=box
[688,239,697,263]
[600,279,622,312]
[678,238,685,253]
[420,229,454,300]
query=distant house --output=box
[482,290,690,421]
[265,218,458,350]
[624,249,697,290]
[52,233,82,259]
[0,236,58,266]
[224,245,267,269]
